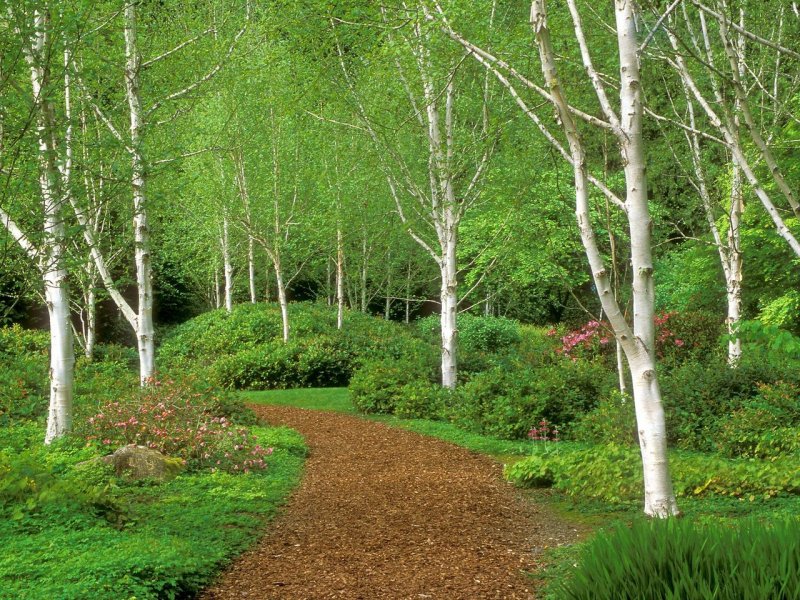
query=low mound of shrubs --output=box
[505,443,800,501]
[559,517,800,600]
[76,378,268,473]
[159,302,435,389]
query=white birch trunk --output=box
[124,3,155,384]
[20,10,75,443]
[530,0,677,516]
[221,213,233,313]
[727,164,743,364]
[615,0,677,517]
[440,230,458,389]
[248,237,256,304]
[274,257,290,343]
[214,265,221,309]
[336,227,345,330]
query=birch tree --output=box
[431,0,679,515]
[69,1,247,383]
[1,6,74,443]
[332,4,495,388]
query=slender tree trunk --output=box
[248,237,256,304]
[530,0,677,516]
[214,265,221,309]
[727,163,743,364]
[18,9,75,444]
[405,262,412,324]
[84,270,97,360]
[124,3,155,384]
[440,229,458,389]
[273,255,290,342]
[384,254,392,320]
[615,0,676,517]
[336,227,345,330]
[360,232,368,312]
[221,213,233,313]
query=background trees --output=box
[1,0,798,515]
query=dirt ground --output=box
[200,406,582,599]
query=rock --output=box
[100,445,185,482]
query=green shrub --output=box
[660,355,800,451]
[417,314,521,353]
[0,447,123,524]
[160,302,432,389]
[571,391,638,445]
[349,358,432,414]
[0,324,49,356]
[393,381,450,420]
[714,402,800,458]
[559,518,800,600]
[454,360,615,440]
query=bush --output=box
[454,360,616,440]
[713,382,800,459]
[571,391,638,445]
[660,355,800,451]
[0,447,123,525]
[559,518,800,600]
[393,381,450,420]
[416,314,521,353]
[349,358,432,414]
[160,302,433,389]
[76,378,272,473]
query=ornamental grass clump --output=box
[559,517,800,600]
[79,378,271,473]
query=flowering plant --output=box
[556,313,686,360]
[80,378,271,474]
[528,418,560,454]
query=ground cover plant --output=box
[0,326,306,599]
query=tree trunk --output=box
[360,232,368,312]
[248,237,256,304]
[530,0,677,516]
[272,254,290,342]
[336,227,345,330]
[405,263,412,324]
[214,265,221,309]
[222,213,233,313]
[20,9,75,444]
[440,231,458,389]
[614,0,677,517]
[727,163,744,364]
[124,3,155,384]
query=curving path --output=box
[201,406,579,599]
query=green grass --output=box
[244,387,357,414]
[0,425,306,600]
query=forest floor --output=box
[200,404,582,599]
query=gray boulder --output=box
[100,445,185,482]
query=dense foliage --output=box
[559,518,800,600]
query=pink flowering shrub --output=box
[556,312,695,360]
[80,378,272,474]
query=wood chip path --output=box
[200,405,581,599]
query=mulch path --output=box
[200,406,582,599]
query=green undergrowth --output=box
[0,425,306,600]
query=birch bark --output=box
[124,3,155,383]
[529,0,678,516]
